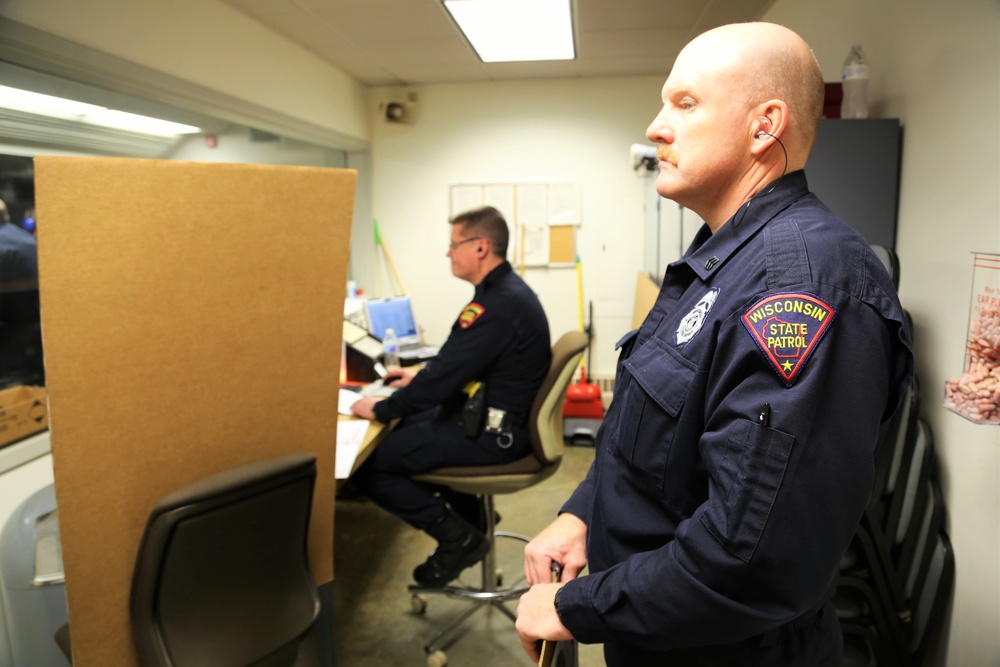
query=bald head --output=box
[646,22,826,228]
[682,23,824,153]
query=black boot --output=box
[446,496,501,535]
[413,510,490,588]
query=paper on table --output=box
[338,388,362,415]
[336,419,370,479]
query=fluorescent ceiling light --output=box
[0,84,200,137]
[443,0,575,63]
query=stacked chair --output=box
[837,374,954,665]
[837,247,955,666]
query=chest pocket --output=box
[612,334,703,509]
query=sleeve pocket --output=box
[701,419,796,563]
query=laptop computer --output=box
[363,296,440,362]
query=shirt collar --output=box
[678,170,811,281]
[476,260,511,293]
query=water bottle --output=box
[382,328,400,369]
[841,44,869,119]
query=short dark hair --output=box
[449,205,509,258]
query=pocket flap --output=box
[623,339,697,417]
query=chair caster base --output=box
[426,649,448,667]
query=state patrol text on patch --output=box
[459,302,485,329]
[741,292,836,386]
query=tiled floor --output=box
[331,444,605,667]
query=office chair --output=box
[58,453,322,666]
[408,330,589,667]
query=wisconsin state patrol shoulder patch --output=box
[741,292,836,387]
[459,302,485,329]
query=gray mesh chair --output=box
[409,330,588,667]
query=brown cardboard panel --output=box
[633,271,659,330]
[34,157,355,667]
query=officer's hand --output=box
[515,583,573,663]
[524,513,588,586]
[383,367,417,388]
[350,395,379,420]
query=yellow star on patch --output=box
[782,360,794,372]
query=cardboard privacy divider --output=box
[34,157,355,667]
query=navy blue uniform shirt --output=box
[558,171,913,665]
[373,260,551,423]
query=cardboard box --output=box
[0,385,47,448]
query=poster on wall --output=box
[943,252,1000,425]
[449,182,580,268]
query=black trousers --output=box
[352,411,531,529]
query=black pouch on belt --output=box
[462,381,486,438]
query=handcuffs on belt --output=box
[462,381,514,448]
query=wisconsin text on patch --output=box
[459,302,485,329]
[741,292,836,386]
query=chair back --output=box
[529,331,590,466]
[130,453,320,667]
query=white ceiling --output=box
[220,0,777,87]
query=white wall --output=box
[764,1,1000,665]
[365,77,663,376]
[169,130,347,167]
[0,0,370,149]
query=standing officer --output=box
[351,205,551,588]
[515,22,912,666]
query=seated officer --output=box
[351,205,551,588]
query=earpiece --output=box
[756,116,772,138]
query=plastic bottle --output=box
[841,44,869,119]
[382,328,400,369]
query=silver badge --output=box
[676,288,720,345]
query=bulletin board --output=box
[449,182,580,267]
[34,157,355,667]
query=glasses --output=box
[448,236,481,251]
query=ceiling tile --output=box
[576,0,705,31]
[221,0,778,87]
[577,29,689,60]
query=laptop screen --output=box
[364,296,420,343]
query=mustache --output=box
[656,145,678,166]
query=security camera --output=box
[630,144,657,171]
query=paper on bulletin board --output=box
[515,184,548,228]
[483,185,516,220]
[449,182,581,267]
[451,185,484,214]
[548,183,580,226]
[522,225,550,266]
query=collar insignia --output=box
[676,288,720,346]
[741,292,836,386]
[459,302,485,329]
